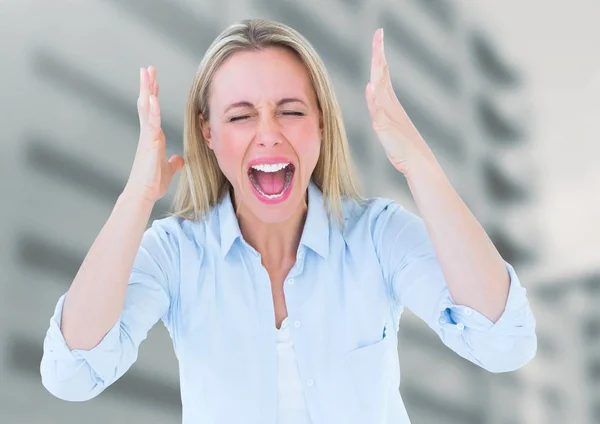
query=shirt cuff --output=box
[437,261,535,338]
[44,294,123,384]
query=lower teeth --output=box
[249,170,293,199]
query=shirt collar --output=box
[216,180,330,259]
[300,180,330,259]
[217,187,243,258]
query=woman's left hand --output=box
[366,28,434,175]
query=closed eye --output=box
[229,115,250,122]
[228,111,304,122]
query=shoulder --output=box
[145,215,187,244]
[138,211,216,287]
[136,216,188,268]
[341,196,416,231]
[339,195,427,251]
[147,208,217,250]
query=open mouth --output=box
[247,162,295,202]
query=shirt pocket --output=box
[344,328,395,423]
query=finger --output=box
[370,29,384,86]
[366,82,387,131]
[147,94,162,136]
[138,67,151,124]
[370,29,394,96]
[153,80,159,97]
[168,154,185,172]
[148,66,156,92]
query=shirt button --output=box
[457,323,465,331]
[439,318,446,324]
[287,278,295,285]
[298,251,304,260]
[294,320,301,328]
[465,308,473,315]
[306,379,314,387]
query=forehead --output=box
[209,47,315,108]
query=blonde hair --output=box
[168,18,363,226]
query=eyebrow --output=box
[223,98,307,114]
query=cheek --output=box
[288,125,321,167]
[210,129,247,181]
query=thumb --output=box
[168,154,185,172]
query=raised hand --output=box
[365,29,433,175]
[124,66,185,203]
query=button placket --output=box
[295,247,306,271]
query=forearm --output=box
[61,191,155,350]
[402,154,510,322]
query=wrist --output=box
[397,148,439,180]
[118,188,157,208]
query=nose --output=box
[254,114,283,148]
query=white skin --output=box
[201,47,323,327]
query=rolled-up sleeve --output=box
[40,218,179,401]
[373,200,537,373]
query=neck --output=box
[234,194,308,268]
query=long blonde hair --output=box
[169,18,363,225]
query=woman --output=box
[40,19,537,424]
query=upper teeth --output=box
[251,163,289,173]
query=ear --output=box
[199,113,213,149]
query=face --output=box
[201,47,322,224]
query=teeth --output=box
[249,168,293,199]
[251,163,289,173]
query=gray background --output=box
[1,0,599,423]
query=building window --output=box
[402,385,484,424]
[541,386,563,411]
[587,360,600,382]
[380,13,458,94]
[488,228,534,266]
[582,274,600,294]
[340,0,362,7]
[536,334,557,357]
[481,159,529,204]
[413,0,456,32]
[592,402,600,424]
[345,123,369,165]
[258,0,363,82]
[470,31,520,87]
[475,96,522,144]
[392,81,463,159]
[584,319,600,339]
[534,283,568,305]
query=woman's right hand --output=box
[124,66,185,204]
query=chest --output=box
[173,244,395,357]
[264,261,296,329]
[171,243,401,418]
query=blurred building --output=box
[0,0,541,423]
[509,267,600,424]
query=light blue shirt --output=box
[40,181,537,424]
